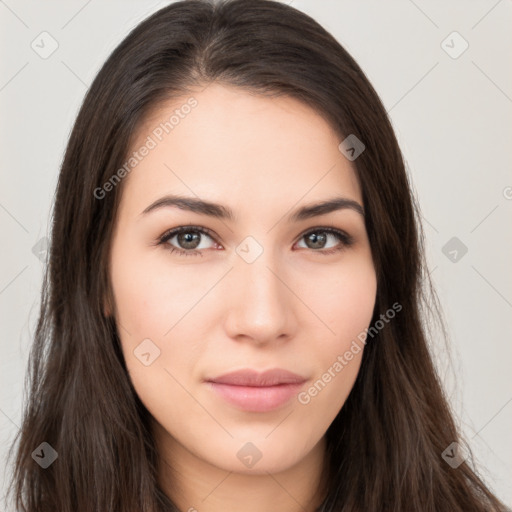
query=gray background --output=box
[1,0,511,508]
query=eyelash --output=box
[157,225,354,258]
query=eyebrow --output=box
[140,194,364,222]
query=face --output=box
[108,83,377,476]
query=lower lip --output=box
[207,382,304,412]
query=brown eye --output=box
[304,231,328,249]
[175,231,202,250]
[297,228,353,254]
[159,226,217,257]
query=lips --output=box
[207,368,306,386]
[205,368,307,412]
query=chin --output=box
[198,434,319,475]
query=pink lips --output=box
[205,368,306,412]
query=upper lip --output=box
[206,368,307,387]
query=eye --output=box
[295,227,354,255]
[157,225,354,257]
[158,225,218,257]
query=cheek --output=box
[109,244,218,397]
[298,256,376,409]
[307,254,377,349]
[110,254,206,424]
[110,242,214,341]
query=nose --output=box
[222,249,298,346]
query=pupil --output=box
[308,232,326,249]
[178,232,200,249]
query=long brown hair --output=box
[5,1,509,510]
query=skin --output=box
[108,83,377,512]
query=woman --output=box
[6,0,510,511]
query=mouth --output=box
[205,368,307,413]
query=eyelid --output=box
[157,224,354,256]
[157,225,218,246]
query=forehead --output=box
[121,83,362,216]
